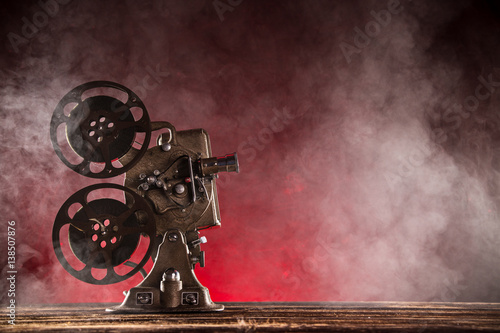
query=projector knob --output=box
[174,184,185,194]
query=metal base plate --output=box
[105,303,224,313]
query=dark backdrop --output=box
[1,0,500,304]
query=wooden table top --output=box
[2,302,500,332]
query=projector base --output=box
[106,286,224,313]
[107,230,223,313]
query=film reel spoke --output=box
[112,120,138,131]
[98,141,113,169]
[59,246,99,283]
[114,207,135,226]
[76,240,122,284]
[75,159,92,176]
[79,264,94,281]
[101,253,127,283]
[50,113,69,129]
[68,218,92,233]
[99,249,116,277]
[119,225,145,237]
[82,251,100,271]
[81,204,98,221]
[111,102,131,115]
[61,90,84,105]
[104,266,120,283]
[113,117,147,131]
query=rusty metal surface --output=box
[2,302,500,332]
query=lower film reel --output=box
[49,81,152,178]
[52,183,156,285]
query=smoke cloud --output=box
[1,0,499,305]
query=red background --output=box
[1,0,500,304]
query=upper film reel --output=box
[50,81,152,178]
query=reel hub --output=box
[66,96,136,163]
[68,198,141,269]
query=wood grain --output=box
[1,302,500,332]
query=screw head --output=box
[168,233,178,242]
[185,293,197,305]
[163,268,180,282]
[136,292,152,305]
[174,184,185,194]
[161,143,171,152]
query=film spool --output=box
[52,183,156,285]
[50,81,152,178]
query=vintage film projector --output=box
[50,81,238,312]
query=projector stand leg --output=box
[108,230,223,313]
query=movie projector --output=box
[50,81,238,312]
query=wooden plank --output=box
[2,302,500,332]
